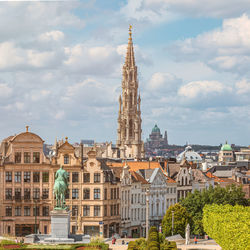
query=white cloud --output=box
[121,0,250,21]
[39,30,64,42]
[147,72,181,92]
[171,14,250,76]
[236,79,250,94]
[0,83,13,98]
[178,80,232,99]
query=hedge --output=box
[203,204,250,250]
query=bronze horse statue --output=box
[53,165,69,209]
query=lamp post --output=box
[146,189,149,239]
[34,199,38,234]
[172,210,174,236]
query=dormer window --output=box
[24,152,31,163]
[15,152,21,163]
[64,154,69,164]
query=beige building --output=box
[0,128,120,237]
[218,142,234,163]
[116,26,144,160]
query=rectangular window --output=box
[15,152,21,163]
[24,206,30,216]
[65,189,69,199]
[6,206,12,216]
[5,172,12,182]
[110,205,113,216]
[5,188,12,200]
[94,173,100,183]
[15,172,21,183]
[72,189,79,199]
[83,189,90,199]
[42,172,49,182]
[83,205,90,216]
[64,155,69,164]
[83,173,90,183]
[24,188,31,200]
[24,171,31,183]
[111,189,113,200]
[24,152,31,163]
[117,204,119,215]
[33,207,40,216]
[42,206,49,216]
[94,206,100,216]
[15,206,21,216]
[42,189,49,199]
[72,172,79,183]
[33,172,40,182]
[117,188,119,199]
[33,152,40,163]
[94,189,100,200]
[104,205,107,216]
[33,188,40,199]
[72,205,78,216]
[114,188,116,199]
[104,188,107,200]
[15,188,21,200]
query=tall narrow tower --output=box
[117,26,144,159]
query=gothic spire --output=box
[125,25,135,68]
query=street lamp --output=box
[172,210,174,236]
[146,189,149,239]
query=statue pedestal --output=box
[44,209,74,243]
[51,209,70,238]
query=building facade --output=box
[145,124,168,150]
[0,128,121,237]
[120,165,149,238]
[116,26,144,160]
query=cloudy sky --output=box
[0,0,250,146]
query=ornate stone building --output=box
[0,128,121,237]
[145,124,168,150]
[117,26,144,160]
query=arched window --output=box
[129,119,133,137]
[185,177,188,185]
[182,176,184,186]
[130,93,133,107]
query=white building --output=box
[137,168,177,228]
[120,165,149,237]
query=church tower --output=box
[117,26,144,159]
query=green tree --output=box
[162,203,190,238]
[180,184,249,235]
[203,204,250,250]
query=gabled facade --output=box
[120,165,149,238]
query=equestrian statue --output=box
[53,165,69,209]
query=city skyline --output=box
[0,1,250,146]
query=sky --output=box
[0,0,250,146]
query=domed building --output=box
[218,141,234,163]
[176,145,202,166]
[145,124,168,150]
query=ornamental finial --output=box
[129,25,132,40]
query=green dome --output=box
[221,142,232,151]
[152,124,160,133]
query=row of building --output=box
[0,128,217,238]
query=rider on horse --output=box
[53,165,69,209]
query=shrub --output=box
[203,204,250,250]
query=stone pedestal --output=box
[44,209,74,243]
[51,209,70,238]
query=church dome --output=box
[176,145,202,163]
[152,124,160,133]
[221,142,232,151]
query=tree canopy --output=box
[180,184,249,235]
[203,204,250,250]
[161,203,191,238]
